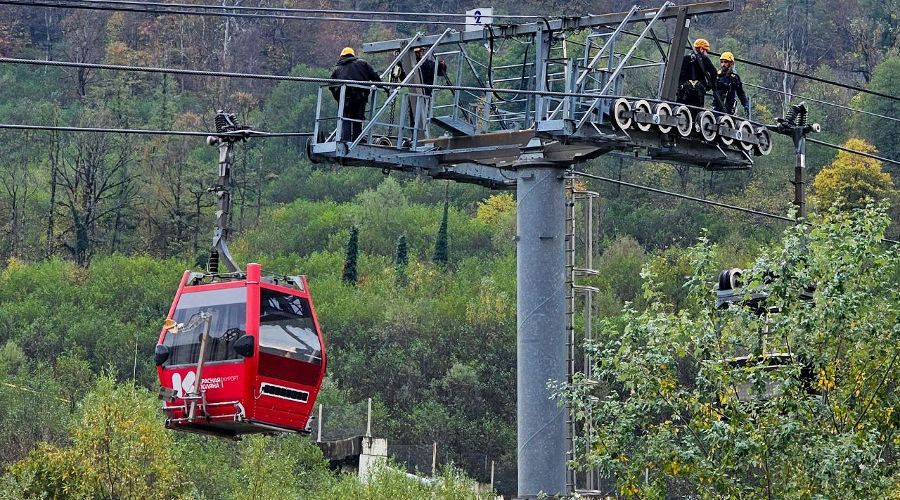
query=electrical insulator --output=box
[795,102,808,127]
[784,106,798,126]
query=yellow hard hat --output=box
[693,38,710,51]
[340,47,355,57]
[720,51,735,63]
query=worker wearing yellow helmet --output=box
[677,38,718,109]
[329,47,385,141]
[714,51,751,117]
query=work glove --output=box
[744,105,751,117]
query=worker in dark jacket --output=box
[677,38,718,109]
[714,51,750,117]
[329,47,383,141]
[414,47,447,96]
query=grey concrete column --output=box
[516,147,567,497]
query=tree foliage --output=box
[860,56,900,165]
[8,376,183,499]
[556,206,900,498]
[812,138,896,210]
[0,3,896,496]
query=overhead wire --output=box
[615,28,900,104]
[1,56,898,166]
[743,82,900,125]
[808,138,900,167]
[36,0,548,20]
[727,53,900,104]
[0,2,898,164]
[0,0,468,25]
[1,121,893,244]
[0,56,655,100]
[571,170,899,245]
[0,123,312,137]
[572,169,796,222]
[7,57,900,164]
[2,3,893,250]
[9,0,899,103]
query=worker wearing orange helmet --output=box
[677,38,718,109]
[714,51,751,117]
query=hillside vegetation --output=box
[0,1,897,497]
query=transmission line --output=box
[48,0,546,19]
[0,123,311,137]
[571,170,899,245]
[0,0,467,25]
[3,121,894,244]
[727,53,900,104]
[0,56,652,100]
[808,138,900,167]
[617,29,900,104]
[0,57,898,166]
[744,82,900,124]
[572,170,796,222]
[8,0,898,103]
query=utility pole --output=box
[770,102,820,218]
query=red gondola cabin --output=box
[155,263,325,437]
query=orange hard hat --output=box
[694,39,711,51]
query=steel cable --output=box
[0,58,898,166]
[744,82,900,124]
[807,138,900,167]
[48,0,547,19]
[0,123,312,137]
[0,0,467,25]
[571,170,898,244]
[7,0,898,102]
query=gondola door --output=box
[251,280,325,431]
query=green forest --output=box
[0,1,897,498]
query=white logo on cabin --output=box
[172,371,196,397]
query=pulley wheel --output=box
[655,102,673,134]
[374,135,394,147]
[612,98,632,130]
[633,100,653,132]
[754,127,773,156]
[717,114,736,146]
[674,105,692,137]
[737,121,755,152]
[697,110,717,142]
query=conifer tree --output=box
[342,225,359,285]
[394,234,409,286]
[432,202,449,269]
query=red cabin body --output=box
[155,263,326,437]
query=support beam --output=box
[515,140,567,497]
[660,7,690,102]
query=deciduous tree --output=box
[812,137,895,210]
[557,205,900,498]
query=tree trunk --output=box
[46,133,59,258]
